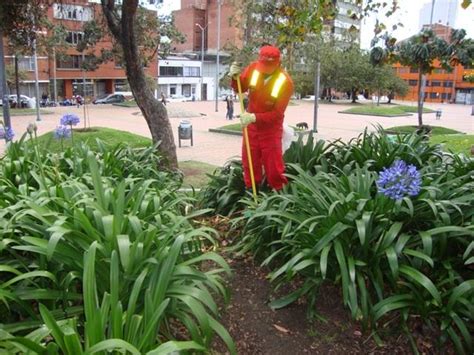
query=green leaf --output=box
[38,304,66,352]
[86,339,141,354]
[146,341,205,355]
[399,265,441,304]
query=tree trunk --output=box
[417,70,423,127]
[101,0,178,169]
[14,55,20,104]
[377,89,381,106]
[388,92,393,104]
[328,88,332,102]
[351,88,357,103]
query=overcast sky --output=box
[154,0,473,49]
[360,0,474,49]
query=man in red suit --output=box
[230,45,294,191]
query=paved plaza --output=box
[1,100,473,166]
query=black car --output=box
[93,94,125,104]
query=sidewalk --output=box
[1,100,472,166]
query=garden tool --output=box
[236,76,258,203]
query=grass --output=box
[341,104,434,117]
[385,125,462,135]
[430,134,474,155]
[33,127,217,188]
[0,108,53,116]
[34,127,152,152]
[179,160,217,189]
[217,123,242,132]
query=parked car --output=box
[167,95,194,103]
[0,95,36,108]
[93,93,125,104]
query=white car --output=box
[0,95,36,108]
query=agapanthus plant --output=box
[377,160,421,200]
[54,125,71,139]
[60,113,80,126]
[0,126,15,141]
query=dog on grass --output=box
[296,122,308,130]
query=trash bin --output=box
[436,109,442,120]
[178,120,193,147]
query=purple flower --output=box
[377,160,422,200]
[60,113,80,126]
[0,126,15,141]
[54,125,71,139]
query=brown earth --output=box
[202,216,447,355]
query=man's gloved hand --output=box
[229,62,241,78]
[240,112,256,127]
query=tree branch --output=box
[101,0,121,39]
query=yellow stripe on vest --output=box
[271,72,286,98]
[250,70,260,87]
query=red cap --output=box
[256,45,281,74]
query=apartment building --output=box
[4,0,158,102]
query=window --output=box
[398,67,409,74]
[183,66,200,77]
[57,55,82,69]
[425,80,430,86]
[440,93,452,100]
[433,68,445,74]
[443,81,453,87]
[18,57,35,71]
[409,68,418,73]
[54,4,92,21]
[65,31,84,45]
[159,66,183,77]
[431,81,441,87]
[429,92,438,99]
[408,80,418,86]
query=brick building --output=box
[172,0,242,55]
[4,0,158,102]
[393,24,474,104]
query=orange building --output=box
[4,0,158,102]
[393,61,473,104]
[393,24,474,104]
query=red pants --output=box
[242,129,287,190]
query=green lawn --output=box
[430,134,474,155]
[385,125,461,135]
[179,160,217,189]
[0,108,53,116]
[33,127,216,188]
[217,123,242,132]
[341,105,434,117]
[34,127,152,152]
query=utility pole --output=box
[33,37,41,122]
[419,0,436,122]
[53,48,58,103]
[312,61,320,133]
[0,31,12,137]
[196,23,206,101]
[215,0,221,112]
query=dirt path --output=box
[212,255,411,355]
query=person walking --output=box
[229,45,294,191]
[161,92,167,106]
[225,95,234,120]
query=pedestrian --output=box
[225,95,234,120]
[161,92,167,106]
[229,45,294,191]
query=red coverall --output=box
[232,62,294,190]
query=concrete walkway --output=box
[1,100,473,166]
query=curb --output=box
[209,128,243,136]
[338,111,413,117]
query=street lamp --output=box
[215,0,221,112]
[195,23,207,101]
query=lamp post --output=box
[215,0,221,112]
[195,23,207,101]
[33,36,41,122]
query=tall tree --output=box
[100,1,183,168]
[395,29,473,126]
